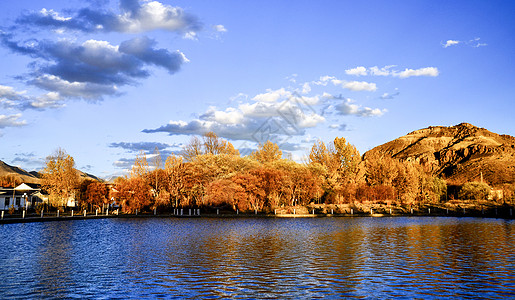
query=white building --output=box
[0,183,47,211]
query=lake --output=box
[0,216,514,299]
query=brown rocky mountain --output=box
[366,123,515,186]
[0,160,41,184]
[0,160,101,184]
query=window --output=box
[4,197,9,207]
[16,197,20,206]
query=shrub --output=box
[458,182,490,200]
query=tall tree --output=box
[165,154,185,207]
[41,148,80,208]
[131,150,149,178]
[85,181,109,211]
[333,137,361,183]
[183,132,239,161]
[250,140,283,164]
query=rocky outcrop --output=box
[366,123,515,186]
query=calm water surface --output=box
[0,217,514,299]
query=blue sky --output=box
[1,0,514,179]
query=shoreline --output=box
[1,208,513,224]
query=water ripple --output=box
[0,217,514,298]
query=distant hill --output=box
[0,160,41,184]
[0,160,102,184]
[365,123,515,186]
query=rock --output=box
[366,123,515,186]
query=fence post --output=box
[1,211,4,220]
[71,210,74,217]
[84,210,86,217]
[57,210,59,217]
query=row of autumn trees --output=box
[108,132,450,213]
[41,133,514,213]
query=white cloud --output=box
[30,74,120,100]
[39,8,72,21]
[201,107,244,124]
[144,89,326,142]
[343,81,377,91]
[213,25,227,32]
[394,67,439,78]
[0,113,27,129]
[443,40,460,48]
[252,88,291,102]
[301,82,311,94]
[469,37,487,48]
[380,89,400,100]
[343,65,438,79]
[0,85,26,100]
[118,1,198,33]
[183,31,197,40]
[314,76,377,91]
[369,65,395,76]
[334,97,386,117]
[345,66,367,76]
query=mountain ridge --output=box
[0,161,101,184]
[366,123,515,186]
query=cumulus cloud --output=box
[443,40,460,48]
[442,38,486,48]
[15,0,202,35]
[329,95,386,117]
[144,91,326,143]
[0,85,26,100]
[345,66,367,76]
[341,65,439,79]
[1,34,188,102]
[369,65,395,76]
[0,114,27,129]
[314,76,377,91]
[0,85,28,109]
[113,157,135,169]
[213,25,227,32]
[380,89,400,100]
[329,124,348,131]
[143,81,386,145]
[109,141,178,153]
[342,81,377,91]
[252,88,291,102]
[394,67,439,78]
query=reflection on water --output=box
[0,217,514,299]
